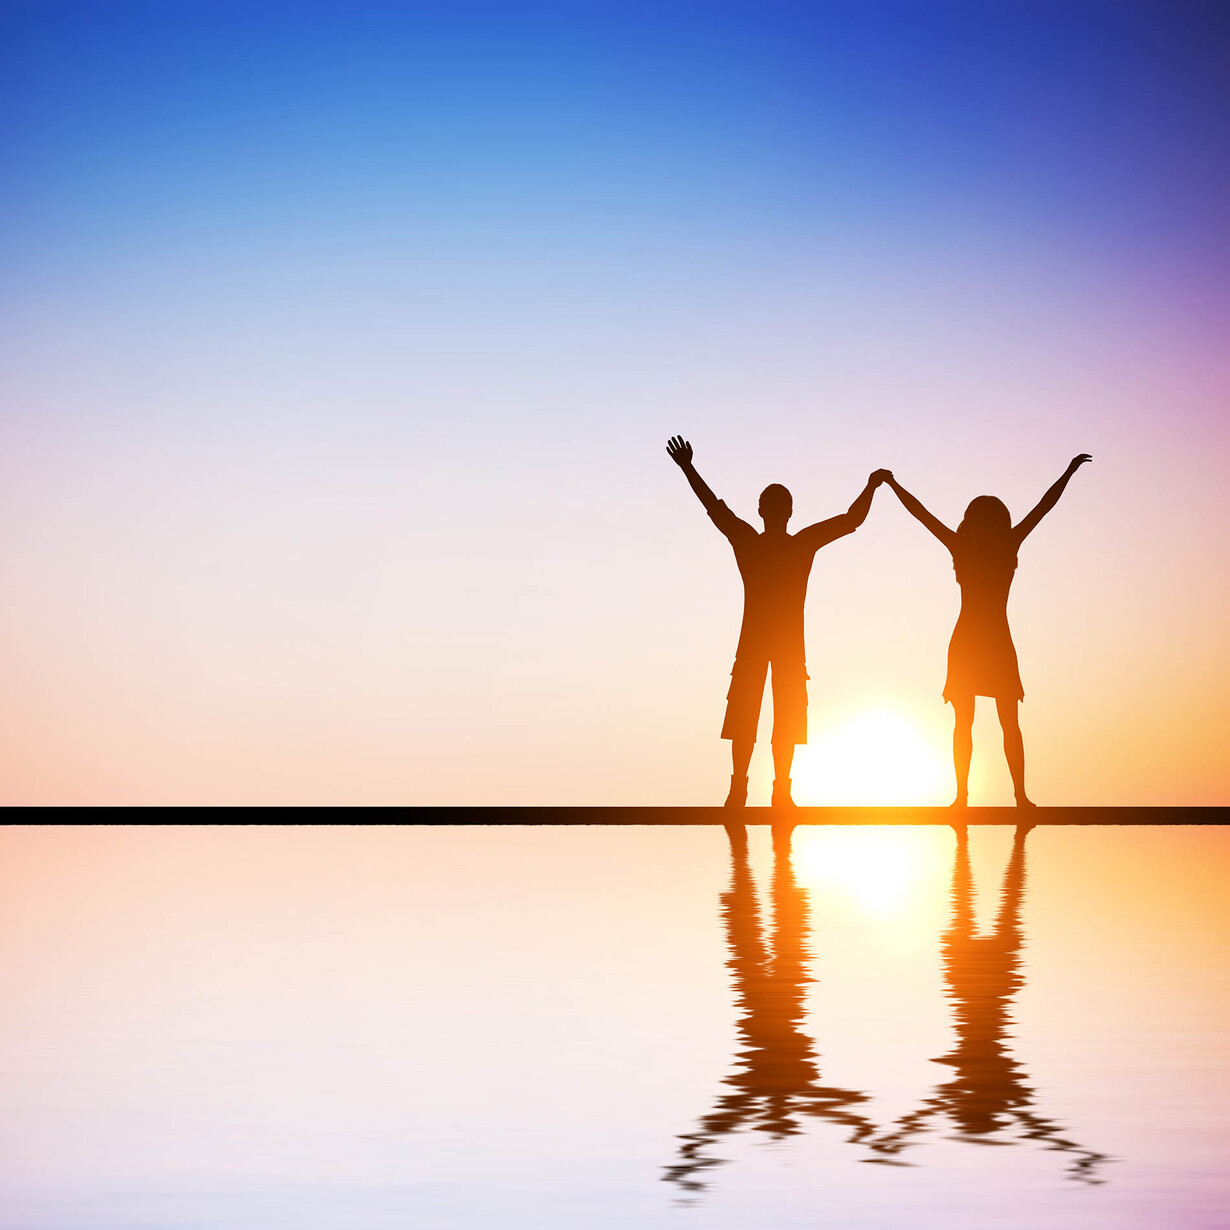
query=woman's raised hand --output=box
[1067,453,1093,473]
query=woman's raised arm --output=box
[885,475,957,551]
[1013,454,1092,544]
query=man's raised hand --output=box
[667,435,694,468]
[667,435,721,512]
[1067,453,1093,474]
[870,468,893,487]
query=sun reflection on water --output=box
[792,826,943,913]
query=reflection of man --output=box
[666,436,888,806]
[868,824,1107,1181]
[664,824,874,1193]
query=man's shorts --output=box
[721,656,809,745]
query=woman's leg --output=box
[951,697,974,807]
[996,697,1034,807]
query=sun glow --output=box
[792,827,942,913]
[793,709,950,806]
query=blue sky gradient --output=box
[2,2,1227,803]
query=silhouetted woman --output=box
[885,455,1091,807]
[866,824,1106,1181]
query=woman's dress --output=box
[943,542,1024,702]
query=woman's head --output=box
[957,495,1012,540]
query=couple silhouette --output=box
[664,823,1106,1193]
[666,436,1092,808]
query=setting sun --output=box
[793,709,950,806]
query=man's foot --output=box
[949,795,968,808]
[771,778,797,809]
[724,775,748,808]
[1015,795,1036,809]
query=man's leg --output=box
[726,740,753,808]
[771,742,795,782]
[722,658,767,807]
[770,743,797,808]
[732,739,754,779]
[769,661,806,808]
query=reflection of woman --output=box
[665,825,874,1193]
[869,825,1106,1181]
[885,455,1091,807]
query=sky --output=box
[2,1,1227,805]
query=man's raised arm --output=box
[797,470,891,547]
[845,469,892,530]
[666,435,722,515]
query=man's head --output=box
[758,483,793,528]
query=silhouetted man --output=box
[664,824,875,1192]
[667,436,888,806]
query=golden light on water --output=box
[793,827,942,913]
[794,709,950,806]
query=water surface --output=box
[2,824,1227,1229]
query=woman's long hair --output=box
[954,496,1017,575]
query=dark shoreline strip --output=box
[5,806,1223,824]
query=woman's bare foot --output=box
[1015,795,1036,809]
[949,795,968,808]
